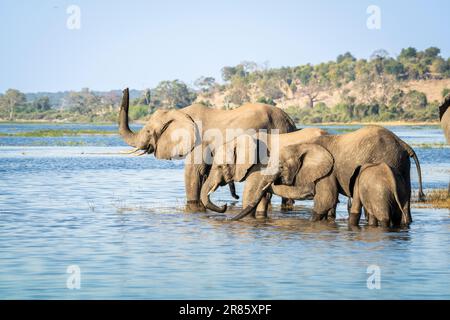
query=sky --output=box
[0,0,449,92]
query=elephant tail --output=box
[397,138,425,201]
[384,164,410,226]
[392,176,410,226]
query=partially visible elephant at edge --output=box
[439,94,450,195]
[439,94,450,143]
[118,88,297,211]
[200,128,329,214]
[229,126,424,225]
[349,162,409,228]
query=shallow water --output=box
[0,123,449,299]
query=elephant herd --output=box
[119,88,450,228]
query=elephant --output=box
[118,88,297,212]
[228,125,424,225]
[439,93,450,143]
[439,94,450,195]
[200,127,328,214]
[348,162,409,228]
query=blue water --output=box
[0,123,449,299]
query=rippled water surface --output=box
[0,123,449,299]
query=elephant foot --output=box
[281,198,295,211]
[310,212,326,222]
[185,200,206,213]
[255,211,268,219]
[348,212,361,226]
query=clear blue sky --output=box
[1,0,449,92]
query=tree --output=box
[143,88,151,105]
[293,65,330,108]
[424,47,440,58]
[153,80,196,109]
[194,76,217,93]
[2,89,26,120]
[33,96,51,111]
[399,47,417,60]
[64,88,100,114]
[336,52,356,63]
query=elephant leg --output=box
[184,163,207,212]
[242,177,258,218]
[368,212,378,226]
[311,177,338,222]
[255,193,272,219]
[281,198,295,211]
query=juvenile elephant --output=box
[349,163,409,228]
[118,88,297,212]
[229,126,424,225]
[200,128,328,213]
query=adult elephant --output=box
[439,94,450,195]
[439,94,450,143]
[227,126,424,225]
[118,88,297,211]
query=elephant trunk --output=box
[200,177,227,213]
[118,88,139,148]
[229,173,278,221]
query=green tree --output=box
[153,80,196,109]
[33,96,51,111]
[194,76,217,93]
[1,89,26,120]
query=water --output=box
[0,123,449,299]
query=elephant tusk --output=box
[133,150,148,156]
[120,147,140,154]
[208,183,219,196]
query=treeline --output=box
[1,47,449,123]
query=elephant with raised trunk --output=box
[349,163,409,228]
[118,88,297,211]
[200,128,328,215]
[228,126,424,225]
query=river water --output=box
[0,123,449,299]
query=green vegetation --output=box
[0,129,116,137]
[414,189,450,209]
[1,46,449,124]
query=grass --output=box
[411,142,448,149]
[414,189,450,209]
[0,129,116,137]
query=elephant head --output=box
[119,88,199,159]
[230,143,334,220]
[200,134,263,213]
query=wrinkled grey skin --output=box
[349,163,409,228]
[439,94,450,195]
[439,94,450,143]
[230,126,424,224]
[118,88,297,211]
[200,128,328,215]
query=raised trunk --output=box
[200,177,227,213]
[118,88,139,147]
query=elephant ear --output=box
[153,110,199,160]
[233,134,259,182]
[439,93,450,120]
[295,144,334,185]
